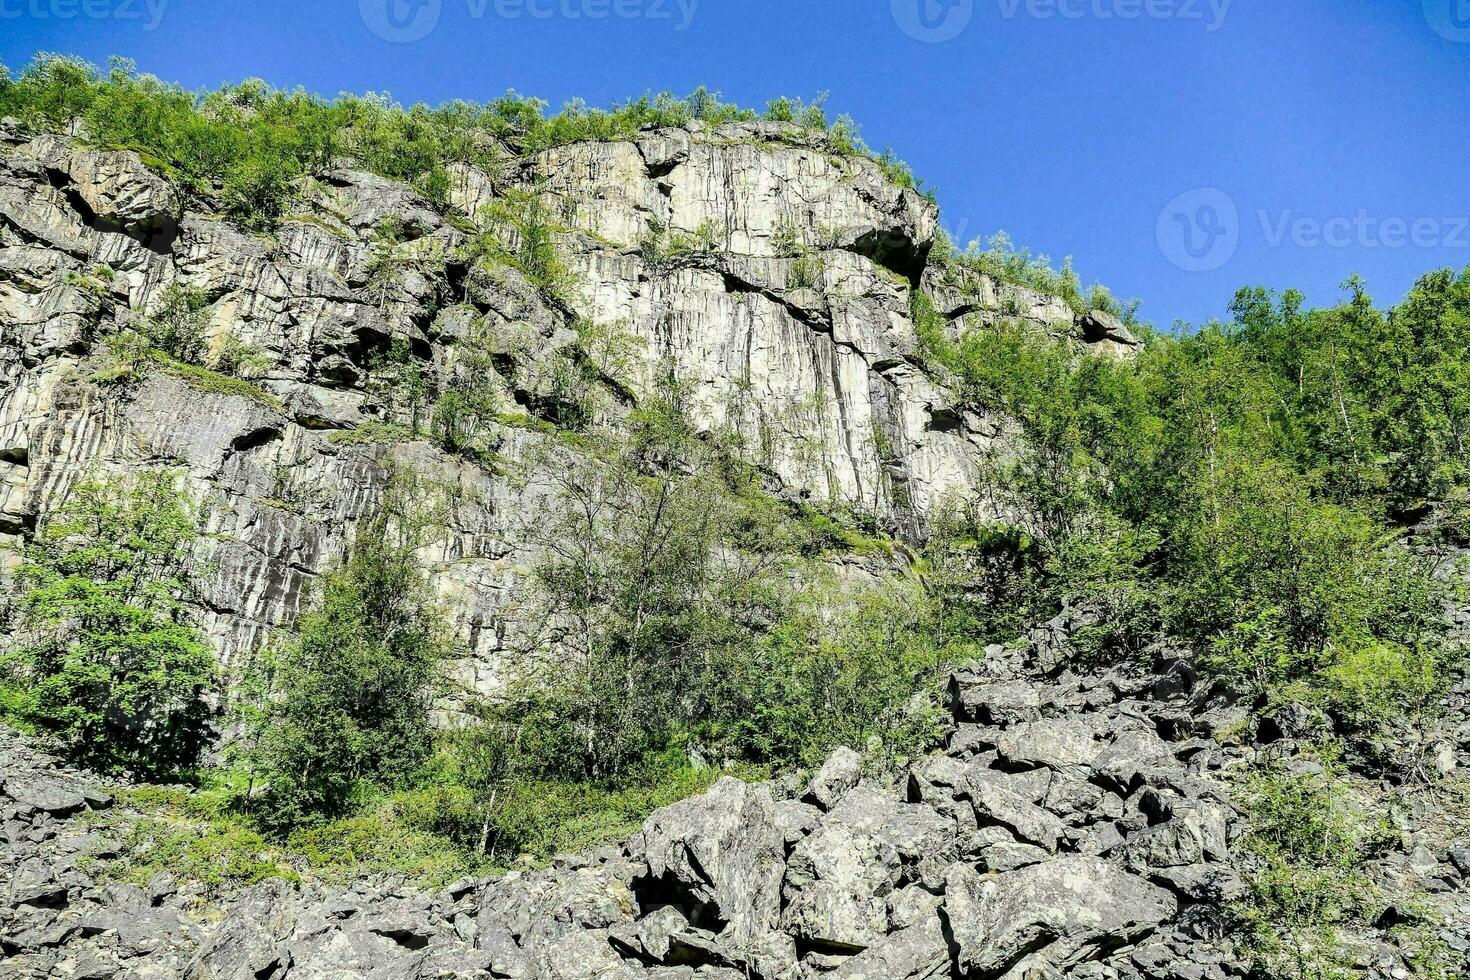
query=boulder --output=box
[28,136,180,241]
[995,719,1103,775]
[945,857,1177,977]
[947,675,1042,725]
[804,747,864,811]
[635,777,786,949]
[781,821,897,953]
[828,911,951,980]
[963,770,1065,853]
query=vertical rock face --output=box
[0,120,1042,688]
[520,122,993,534]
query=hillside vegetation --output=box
[0,55,1466,980]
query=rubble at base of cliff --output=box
[4,609,1466,980]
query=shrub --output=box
[238,474,452,826]
[137,284,211,365]
[105,787,297,895]
[1234,765,1381,980]
[0,472,214,777]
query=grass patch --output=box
[496,412,557,434]
[478,766,738,863]
[88,344,284,413]
[159,358,283,412]
[285,807,480,886]
[327,422,418,446]
[104,786,299,896]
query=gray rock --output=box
[781,821,897,953]
[827,911,951,979]
[947,676,1042,725]
[963,769,1065,852]
[995,719,1103,775]
[945,857,1177,976]
[3,773,90,818]
[636,777,786,949]
[804,746,864,811]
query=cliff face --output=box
[0,118,1120,687]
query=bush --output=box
[0,56,924,230]
[137,284,211,365]
[1234,765,1381,980]
[0,472,214,777]
[1169,454,1449,704]
[106,786,297,895]
[476,189,578,301]
[238,474,451,826]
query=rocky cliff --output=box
[7,107,1466,980]
[0,117,1128,688]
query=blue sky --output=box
[3,0,1468,327]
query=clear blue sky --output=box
[3,0,1468,327]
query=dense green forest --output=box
[1,54,1467,980]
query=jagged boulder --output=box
[945,857,1177,977]
[633,777,787,950]
[804,746,864,811]
[28,135,181,242]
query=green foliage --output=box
[703,579,950,768]
[640,217,726,268]
[428,318,517,464]
[366,336,430,434]
[104,786,298,895]
[509,371,955,790]
[0,472,214,777]
[95,330,284,411]
[137,284,211,364]
[237,474,451,827]
[283,805,474,885]
[1234,765,1381,980]
[918,271,1463,725]
[326,422,417,446]
[1168,453,1448,710]
[472,188,579,301]
[940,231,1125,314]
[0,56,925,229]
[398,733,730,864]
[210,331,272,379]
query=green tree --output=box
[240,475,451,826]
[0,471,214,777]
[138,284,212,365]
